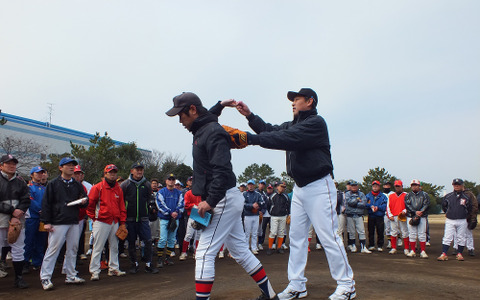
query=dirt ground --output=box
[1,215,479,299]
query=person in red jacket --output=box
[387,180,410,255]
[87,164,127,281]
[179,189,203,261]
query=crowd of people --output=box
[1,88,479,300]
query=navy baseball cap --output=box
[166,92,203,116]
[0,154,18,164]
[59,157,78,166]
[452,178,464,185]
[350,180,359,186]
[287,88,318,106]
[166,173,176,180]
[247,179,256,185]
[30,166,45,174]
[131,162,145,169]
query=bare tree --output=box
[0,134,49,174]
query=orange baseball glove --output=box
[115,224,128,240]
[8,218,22,244]
[222,125,248,149]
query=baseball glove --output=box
[222,125,248,149]
[115,224,128,240]
[398,211,407,222]
[409,216,421,226]
[167,218,177,232]
[7,218,22,244]
[468,217,477,230]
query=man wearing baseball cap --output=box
[166,92,279,300]
[386,180,410,256]
[0,155,30,288]
[120,161,158,274]
[23,166,48,274]
[404,180,430,258]
[365,181,388,252]
[232,88,355,300]
[87,164,127,280]
[437,178,473,261]
[243,179,265,255]
[40,157,88,290]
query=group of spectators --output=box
[1,152,479,292]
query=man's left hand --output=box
[171,211,178,219]
[198,201,212,218]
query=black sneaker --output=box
[129,264,139,274]
[14,277,29,289]
[156,259,164,268]
[164,257,174,266]
[469,249,475,256]
[277,248,285,254]
[255,292,279,300]
[145,265,159,274]
[266,249,273,256]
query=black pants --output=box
[176,214,188,253]
[258,217,271,245]
[368,215,385,248]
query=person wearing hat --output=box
[156,174,184,267]
[239,182,247,193]
[40,157,88,290]
[404,179,430,258]
[365,181,388,252]
[87,164,127,280]
[437,179,473,261]
[166,92,279,300]
[386,180,410,256]
[0,154,30,288]
[243,179,265,255]
[73,165,92,261]
[336,181,347,243]
[267,182,290,255]
[233,88,355,300]
[344,181,370,254]
[23,166,48,274]
[382,182,394,249]
[120,162,158,274]
[257,180,271,251]
[452,187,478,257]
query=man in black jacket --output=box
[120,162,159,274]
[166,92,278,300]
[40,157,88,290]
[234,88,355,300]
[0,154,30,288]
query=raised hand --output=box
[235,101,251,117]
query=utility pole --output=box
[47,103,54,127]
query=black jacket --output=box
[121,175,154,222]
[0,173,30,218]
[41,176,87,225]
[190,112,237,208]
[269,193,290,217]
[442,191,472,220]
[405,191,430,217]
[247,109,333,187]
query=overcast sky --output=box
[1,0,479,191]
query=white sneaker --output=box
[420,251,428,259]
[329,288,356,300]
[170,251,176,257]
[387,241,392,249]
[218,251,225,259]
[86,249,93,256]
[426,242,431,246]
[361,247,372,254]
[41,279,54,290]
[350,245,357,253]
[108,269,126,277]
[368,246,375,251]
[90,273,100,281]
[272,244,276,250]
[179,252,188,261]
[316,243,322,250]
[377,247,383,252]
[65,276,85,284]
[278,287,308,300]
[406,250,416,257]
[389,248,397,255]
[282,244,288,250]
[174,244,179,249]
[120,253,128,258]
[258,244,264,251]
[252,249,259,255]
[404,249,410,256]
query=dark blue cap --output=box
[30,166,45,174]
[259,179,266,184]
[59,157,78,166]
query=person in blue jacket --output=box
[365,181,387,252]
[156,173,184,267]
[243,179,265,255]
[23,166,48,274]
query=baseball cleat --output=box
[41,279,54,290]
[426,242,431,246]
[255,292,279,300]
[316,243,322,250]
[179,252,188,261]
[406,250,416,258]
[218,251,225,259]
[65,276,85,284]
[252,249,259,255]
[404,249,410,256]
[350,245,357,253]
[258,244,264,251]
[420,251,428,259]
[377,247,383,252]
[108,269,126,277]
[437,253,448,261]
[456,253,464,261]
[91,273,100,281]
[329,289,356,300]
[468,249,475,256]
[367,246,375,251]
[388,248,397,255]
[278,287,308,300]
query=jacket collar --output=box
[190,112,218,135]
[293,108,318,123]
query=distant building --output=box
[0,111,149,165]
